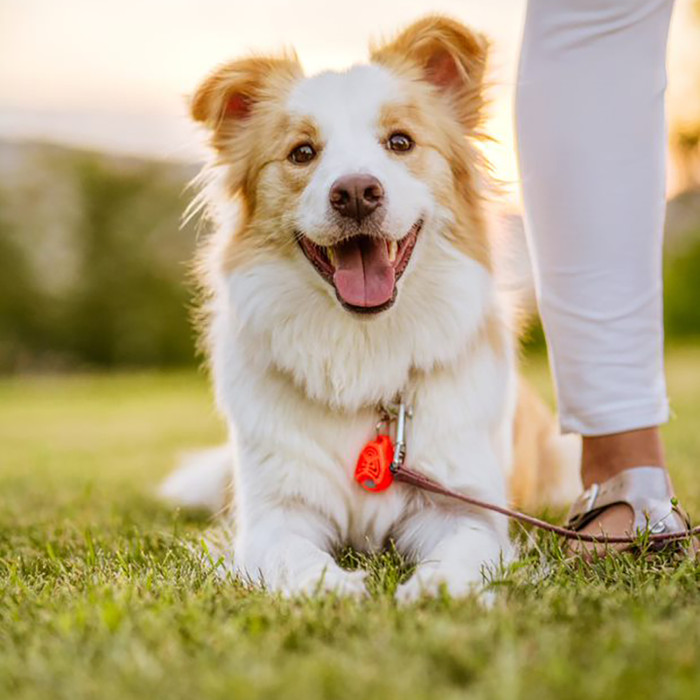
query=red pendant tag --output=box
[355,434,395,492]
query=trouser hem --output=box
[559,400,670,437]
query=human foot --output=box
[567,427,666,556]
[565,466,693,558]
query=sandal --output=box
[566,466,696,557]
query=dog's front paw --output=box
[284,566,369,598]
[396,564,491,605]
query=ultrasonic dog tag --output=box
[355,434,395,492]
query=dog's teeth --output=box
[387,240,398,263]
[327,247,337,266]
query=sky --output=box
[1,0,698,200]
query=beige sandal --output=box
[566,466,696,557]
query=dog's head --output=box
[192,16,489,316]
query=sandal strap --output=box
[567,466,691,535]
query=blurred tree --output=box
[664,234,700,338]
[61,155,197,367]
[670,0,700,190]
[0,198,47,370]
[672,123,700,193]
[0,143,199,372]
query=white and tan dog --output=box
[162,16,580,599]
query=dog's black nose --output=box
[329,174,384,222]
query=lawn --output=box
[1,349,699,700]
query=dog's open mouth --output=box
[297,220,422,314]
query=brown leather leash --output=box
[359,400,699,545]
[393,464,700,545]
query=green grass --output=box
[1,351,700,700]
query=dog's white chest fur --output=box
[205,231,515,596]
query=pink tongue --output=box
[332,237,395,308]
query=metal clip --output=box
[389,401,412,474]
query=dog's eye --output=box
[288,143,317,165]
[387,132,414,154]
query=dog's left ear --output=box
[370,15,488,131]
[190,53,302,154]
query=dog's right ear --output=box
[191,54,302,151]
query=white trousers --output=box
[516,0,674,436]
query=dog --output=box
[162,15,581,599]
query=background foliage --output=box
[0,142,198,372]
[0,140,699,373]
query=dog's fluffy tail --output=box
[158,444,233,514]
[510,380,582,513]
[491,211,537,318]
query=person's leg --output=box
[516,0,675,533]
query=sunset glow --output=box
[1,0,698,201]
